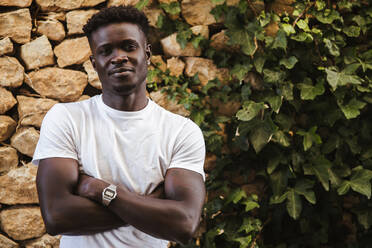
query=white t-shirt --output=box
[32,94,205,248]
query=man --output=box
[33,6,206,248]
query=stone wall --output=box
[0,0,288,246]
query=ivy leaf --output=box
[135,0,149,10]
[159,2,181,15]
[324,38,340,56]
[227,29,256,56]
[294,179,316,204]
[352,209,372,230]
[339,98,366,119]
[231,64,251,81]
[314,9,342,24]
[343,26,361,37]
[325,68,362,91]
[291,32,313,42]
[233,236,252,248]
[249,125,273,153]
[282,23,296,35]
[272,30,287,50]
[298,81,325,100]
[286,189,302,220]
[253,56,266,73]
[349,168,372,199]
[297,126,322,151]
[238,217,261,234]
[296,19,309,31]
[280,56,298,69]
[263,69,286,83]
[226,188,247,205]
[270,191,289,204]
[270,169,289,196]
[176,29,192,49]
[272,130,291,147]
[265,95,282,113]
[312,156,332,191]
[242,200,260,212]
[236,101,265,121]
[337,180,351,195]
[191,35,205,49]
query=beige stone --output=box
[204,153,216,172]
[41,11,66,21]
[160,33,201,57]
[17,95,58,128]
[0,87,17,114]
[181,0,216,26]
[151,55,167,72]
[0,0,32,7]
[37,19,65,41]
[66,9,99,35]
[0,146,18,174]
[143,8,164,28]
[210,30,229,50]
[36,0,105,11]
[158,0,177,3]
[0,234,18,248]
[0,206,45,240]
[265,21,279,37]
[209,98,241,117]
[0,56,24,87]
[10,127,39,157]
[26,67,88,102]
[24,234,61,248]
[0,37,14,56]
[54,37,91,67]
[269,0,294,16]
[191,25,209,39]
[0,164,38,204]
[217,68,230,85]
[83,60,101,89]
[20,36,54,70]
[0,116,16,142]
[184,57,218,86]
[150,91,189,117]
[0,9,32,44]
[167,57,185,77]
[107,0,140,6]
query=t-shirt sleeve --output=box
[168,119,206,181]
[32,104,78,165]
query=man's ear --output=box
[146,43,152,64]
[90,55,96,71]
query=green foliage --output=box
[147,0,372,247]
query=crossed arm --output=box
[36,157,206,244]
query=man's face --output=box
[89,22,151,96]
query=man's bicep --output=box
[37,158,79,198]
[164,168,205,209]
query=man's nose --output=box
[111,49,128,64]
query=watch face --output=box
[104,189,116,198]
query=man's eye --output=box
[99,48,111,55]
[125,44,137,51]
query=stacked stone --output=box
[0,0,289,246]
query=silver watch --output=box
[102,184,117,206]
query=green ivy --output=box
[144,0,372,247]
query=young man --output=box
[33,6,206,248]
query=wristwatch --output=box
[102,184,117,206]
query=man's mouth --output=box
[109,67,134,75]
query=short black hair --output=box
[83,5,150,41]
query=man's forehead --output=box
[91,22,146,45]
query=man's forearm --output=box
[78,169,205,244]
[41,192,126,236]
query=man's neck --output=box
[101,86,148,112]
